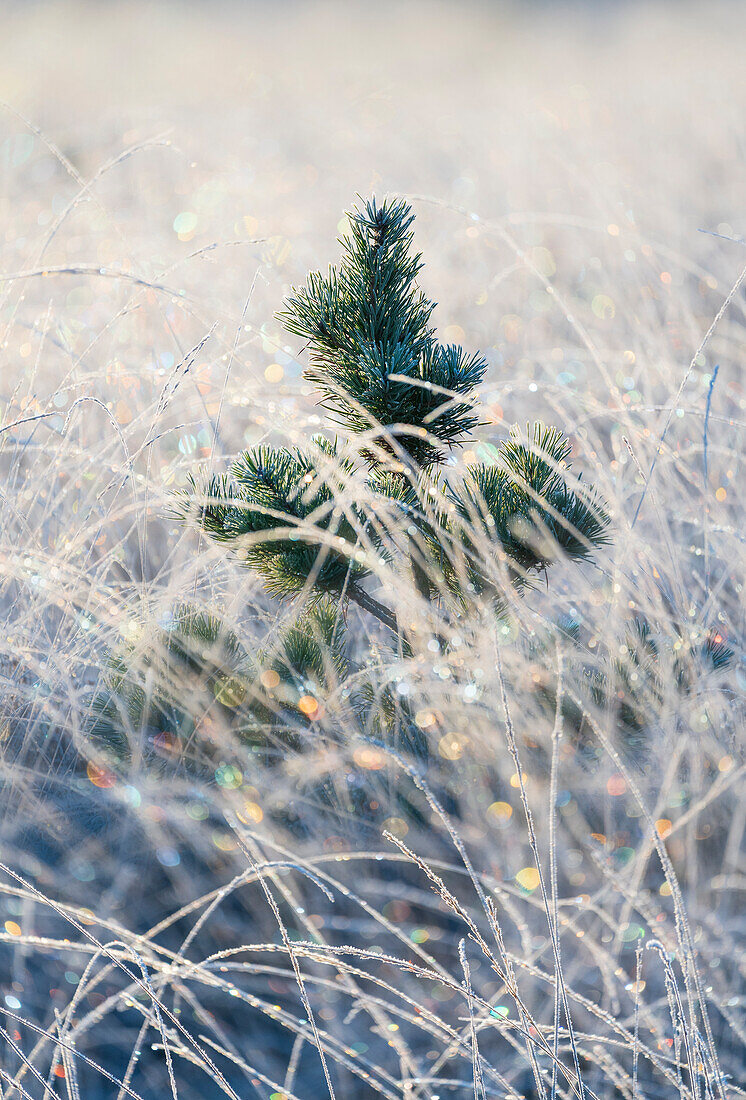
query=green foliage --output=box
[453,424,609,589]
[89,600,349,769]
[95,194,610,771]
[179,440,366,599]
[278,197,487,470]
[268,597,348,686]
[186,199,608,618]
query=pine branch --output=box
[444,422,609,594]
[278,196,487,469]
[179,442,368,599]
[347,582,399,635]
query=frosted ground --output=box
[0,1,745,1097]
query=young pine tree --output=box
[92,197,609,773]
[189,197,608,626]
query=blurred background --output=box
[2,0,744,253]
[2,0,744,432]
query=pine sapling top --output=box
[185,196,609,632]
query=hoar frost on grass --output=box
[0,2,744,1097]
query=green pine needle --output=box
[278,196,487,469]
[182,441,368,599]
